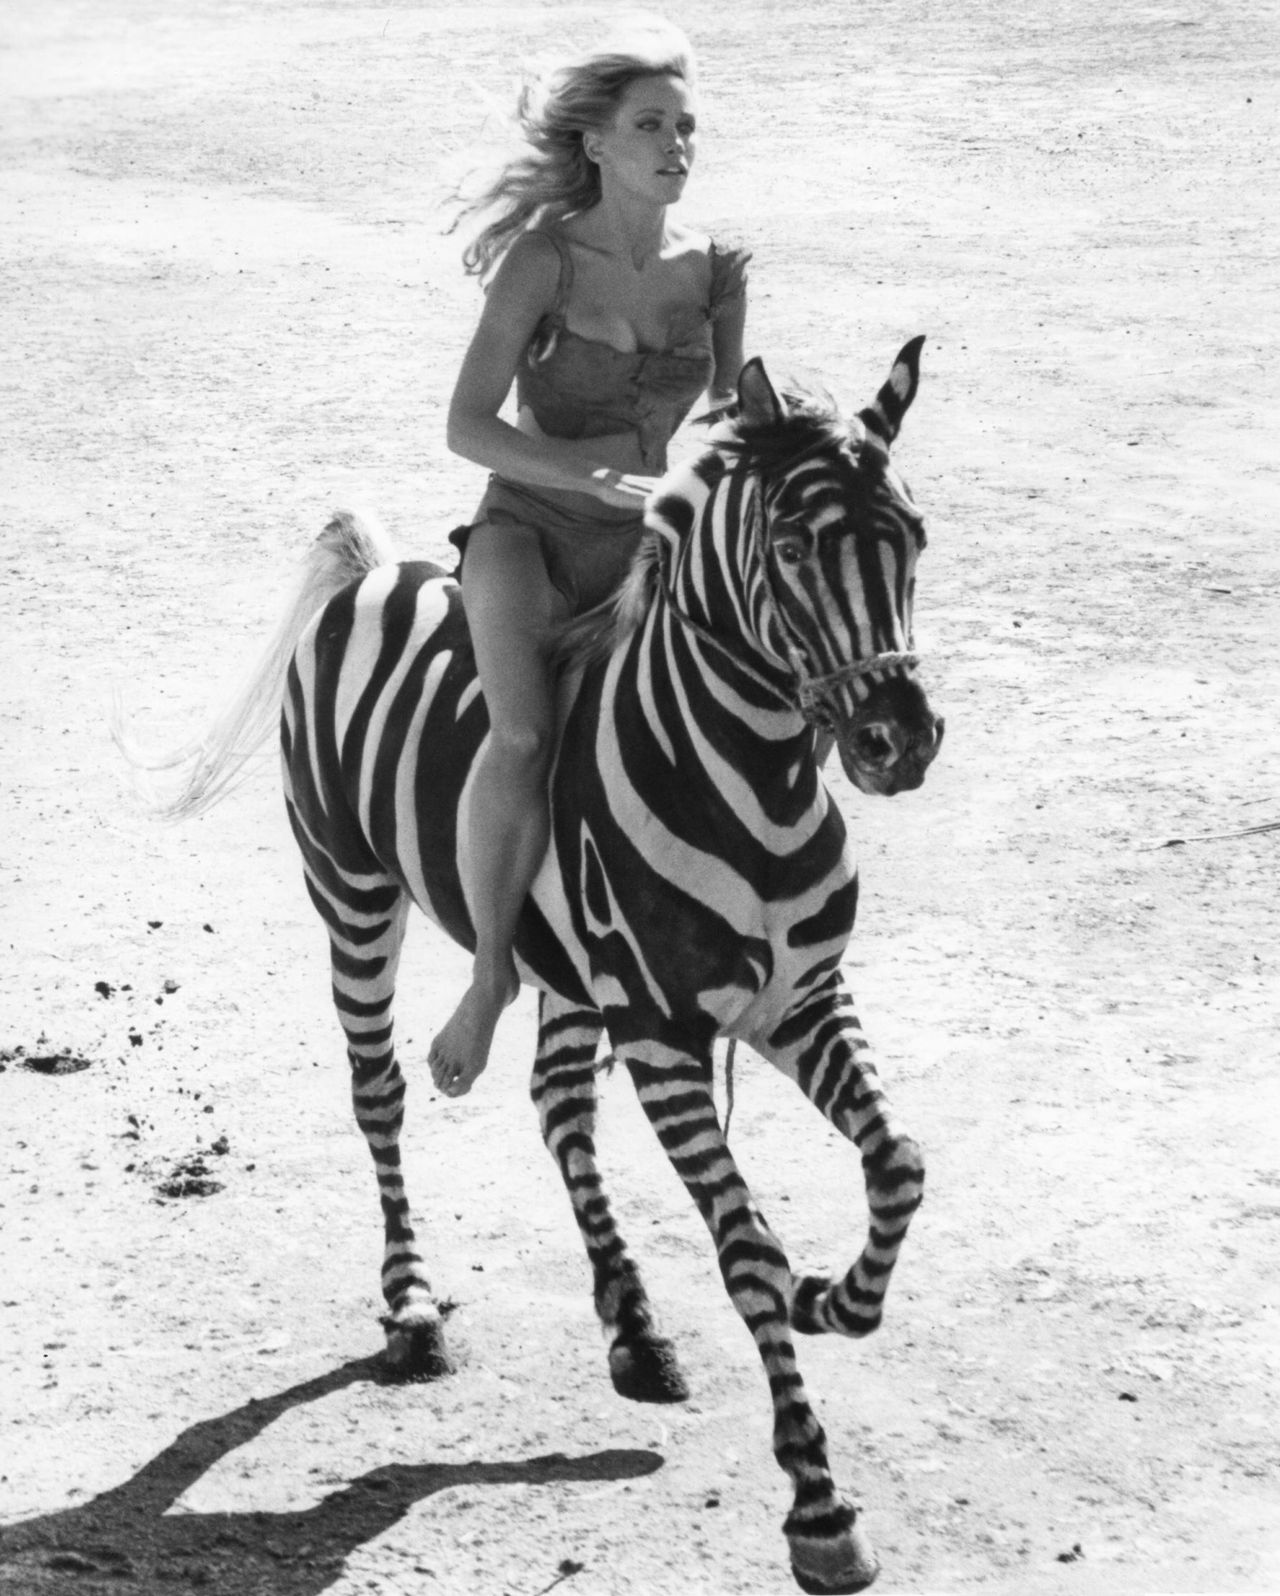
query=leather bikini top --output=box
[515,228,751,472]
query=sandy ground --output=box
[2,2,1279,1593]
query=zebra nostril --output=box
[853,724,897,768]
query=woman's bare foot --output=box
[428,970,518,1096]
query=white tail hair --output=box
[113,510,396,821]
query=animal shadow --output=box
[0,1356,664,1593]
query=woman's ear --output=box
[582,133,602,165]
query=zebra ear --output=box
[858,335,925,446]
[737,357,785,428]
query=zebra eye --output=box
[774,536,806,567]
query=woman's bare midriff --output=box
[515,407,648,520]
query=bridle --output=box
[657,446,919,729]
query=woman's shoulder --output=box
[694,229,753,309]
[668,223,752,299]
[501,226,571,280]
[485,227,570,319]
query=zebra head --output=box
[730,339,944,797]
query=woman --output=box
[430,15,750,1098]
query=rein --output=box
[657,460,918,727]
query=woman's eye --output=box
[775,539,805,567]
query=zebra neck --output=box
[660,470,799,710]
[620,588,823,817]
[653,577,797,713]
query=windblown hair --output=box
[454,14,696,278]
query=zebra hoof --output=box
[788,1513,879,1593]
[378,1310,456,1383]
[608,1332,689,1404]
[790,1273,882,1340]
[790,1273,829,1335]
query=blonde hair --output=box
[454,14,696,278]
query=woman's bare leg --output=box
[428,522,569,1097]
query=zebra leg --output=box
[304,852,454,1381]
[760,972,924,1342]
[623,1037,879,1595]
[530,993,688,1403]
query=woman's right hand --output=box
[590,468,660,510]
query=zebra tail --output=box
[112,509,396,821]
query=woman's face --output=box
[587,73,698,205]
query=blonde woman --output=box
[431,16,751,1097]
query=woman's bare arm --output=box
[709,275,748,402]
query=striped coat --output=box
[170,344,941,1594]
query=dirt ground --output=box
[2,2,1278,1593]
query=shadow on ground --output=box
[0,1357,664,1593]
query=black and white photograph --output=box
[2,2,1276,1591]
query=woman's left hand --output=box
[591,468,660,509]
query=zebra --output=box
[144,340,941,1594]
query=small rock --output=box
[23,1051,93,1075]
[47,1552,99,1573]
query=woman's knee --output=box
[483,719,554,780]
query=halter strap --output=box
[791,651,920,722]
[659,577,917,725]
[658,576,792,703]
[656,463,918,726]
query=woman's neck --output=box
[574,193,670,270]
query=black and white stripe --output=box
[174,341,941,1593]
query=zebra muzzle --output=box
[851,723,898,770]
[841,712,943,795]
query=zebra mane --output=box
[549,383,858,674]
[548,527,667,673]
[718,383,853,472]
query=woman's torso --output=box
[501,224,749,519]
